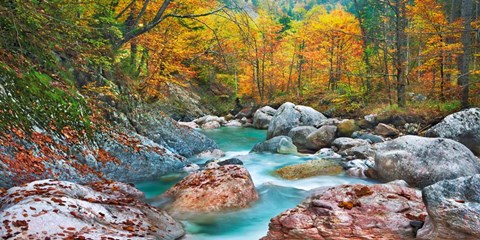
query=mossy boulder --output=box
[337,119,359,137]
[274,159,343,180]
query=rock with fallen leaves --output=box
[162,165,258,218]
[262,183,426,240]
[0,127,188,189]
[0,179,184,239]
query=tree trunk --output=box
[353,0,372,94]
[459,0,474,107]
[394,0,407,107]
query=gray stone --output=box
[251,136,297,154]
[341,144,375,159]
[315,148,342,159]
[267,102,326,139]
[306,125,337,150]
[417,174,480,239]
[253,107,276,129]
[128,106,217,157]
[177,121,199,129]
[332,137,370,152]
[218,158,244,166]
[375,135,480,188]
[315,118,340,127]
[194,115,225,125]
[425,108,480,155]
[225,120,242,127]
[288,126,317,150]
[202,121,221,129]
[352,132,385,143]
[196,149,225,160]
[364,114,377,124]
[405,123,420,135]
[342,159,375,178]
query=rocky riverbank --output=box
[1,103,479,239]
[183,103,480,239]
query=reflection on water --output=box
[135,127,376,239]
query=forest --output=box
[1,0,480,239]
[1,0,479,127]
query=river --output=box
[136,127,375,240]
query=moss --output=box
[0,65,91,134]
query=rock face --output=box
[0,128,188,189]
[267,102,326,139]
[375,135,480,188]
[306,125,337,150]
[251,136,298,154]
[417,174,480,240]
[128,106,217,157]
[253,106,277,129]
[274,159,343,180]
[425,108,480,155]
[94,131,188,183]
[163,165,258,218]
[262,183,426,240]
[288,126,317,150]
[0,180,184,239]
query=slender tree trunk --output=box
[395,0,407,107]
[459,0,474,107]
[383,0,393,105]
[287,44,296,94]
[297,41,305,98]
[446,0,459,82]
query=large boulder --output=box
[274,159,343,180]
[425,108,480,155]
[417,174,480,239]
[262,183,426,240]
[162,165,258,218]
[128,107,217,157]
[253,106,277,129]
[306,125,337,150]
[375,135,480,188]
[288,126,317,150]
[267,102,326,139]
[251,136,298,154]
[0,180,184,239]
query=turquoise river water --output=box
[136,127,375,240]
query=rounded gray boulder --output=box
[425,108,480,155]
[374,135,480,188]
[267,102,326,139]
